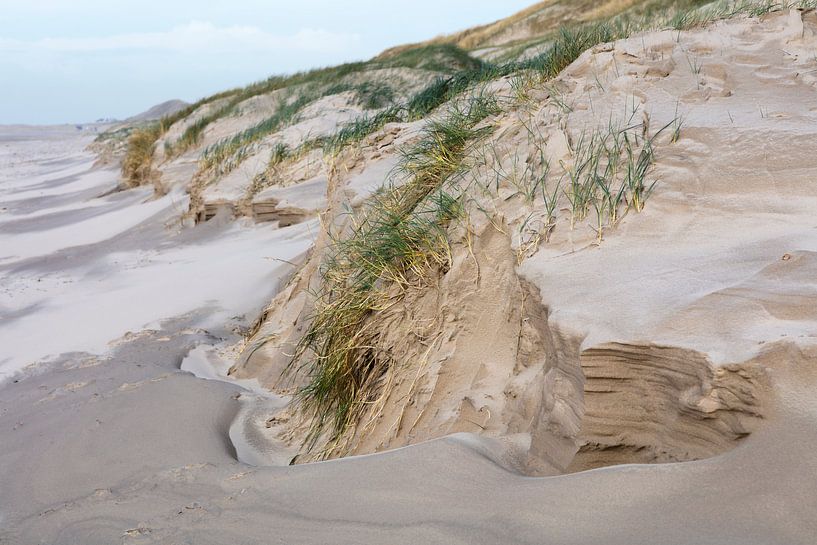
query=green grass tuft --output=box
[321,106,405,155]
[287,95,499,454]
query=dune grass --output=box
[120,46,476,182]
[279,21,610,160]
[268,142,291,169]
[320,106,405,155]
[668,0,817,27]
[403,20,625,120]
[381,43,486,73]
[119,90,240,185]
[121,124,162,187]
[286,95,499,453]
[119,91,239,181]
[295,21,625,162]
[168,45,477,158]
[564,114,675,238]
[249,105,403,191]
[176,62,371,155]
[201,81,403,177]
[394,0,724,120]
[170,103,234,154]
[276,0,817,452]
[200,92,318,176]
[194,47,481,180]
[349,81,396,110]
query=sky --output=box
[0,0,536,124]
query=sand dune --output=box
[227,8,817,473]
[2,3,817,545]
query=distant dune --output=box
[125,99,190,123]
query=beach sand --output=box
[3,8,817,544]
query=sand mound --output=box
[228,8,817,476]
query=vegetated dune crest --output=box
[378,0,647,59]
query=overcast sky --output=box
[0,1,536,124]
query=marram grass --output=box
[280,0,811,453]
[121,124,162,187]
[120,45,478,181]
[286,95,499,454]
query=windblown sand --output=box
[2,9,817,545]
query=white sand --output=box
[0,128,315,381]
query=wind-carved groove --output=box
[568,343,767,472]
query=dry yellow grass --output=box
[378,0,646,57]
[578,0,644,21]
[121,125,161,188]
[444,0,561,49]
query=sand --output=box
[0,128,314,380]
[3,7,817,545]
[225,8,817,473]
[2,329,815,544]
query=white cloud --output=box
[0,21,360,54]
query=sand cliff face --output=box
[574,343,766,470]
[219,8,817,473]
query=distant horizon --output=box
[0,0,536,125]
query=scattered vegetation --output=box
[191,47,485,178]
[276,0,817,453]
[350,81,396,110]
[118,48,467,181]
[268,142,291,169]
[170,102,234,154]
[262,20,630,170]
[174,61,374,155]
[564,113,675,240]
[321,106,404,155]
[381,43,485,73]
[482,136,551,206]
[200,92,316,176]
[286,95,499,453]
